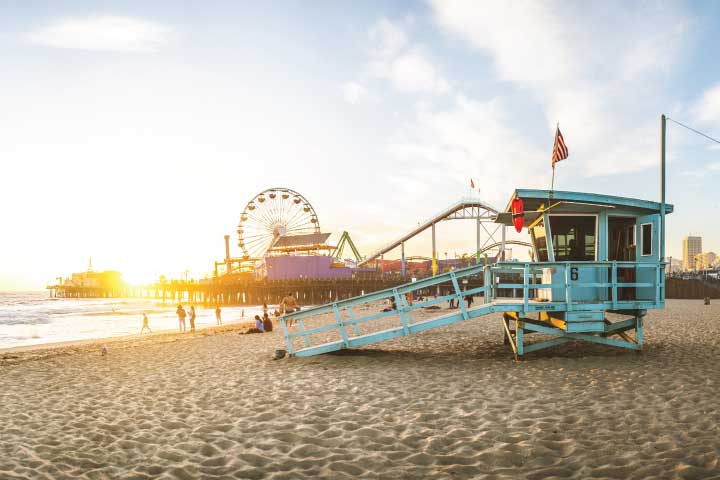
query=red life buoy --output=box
[511,198,524,233]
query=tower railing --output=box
[280,260,665,356]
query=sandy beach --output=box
[1,299,719,479]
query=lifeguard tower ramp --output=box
[280,190,671,359]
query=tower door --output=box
[608,216,637,300]
[636,214,659,302]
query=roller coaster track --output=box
[358,197,502,266]
[479,241,533,259]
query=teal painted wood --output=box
[496,283,554,289]
[297,319,311,348]
[564,311,604,322]
[291,304,500,357]
[598,210,608,263]
[523,265,529,312]
[410,293,457,310]
[605,317,637,333]
[512,189,674,213]
[333,303,350,348]
[516,319,524,356]
[565,266,573,312]
[348,326,406,347]
[294,340,344,357]
[565,321,605,333]
[521,321,640,350]
[280,315,294,355]
[286,322,343,339]
[450,272,470,321]
[522,337,571,354]
[280,259,663,358]
[281,187,676,359]
[611,262,618,310]
[346,306,361,336]
[409,306,491,333]
[483,267,492,304]
[393,288,410,335]
[464,286,486,297]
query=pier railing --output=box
[280,260,665,356]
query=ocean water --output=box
[0,291,266,350]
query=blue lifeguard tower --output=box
[279,117,672,359]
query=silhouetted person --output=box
[189,305,196,332]
[280,293,298,313]
[405,292,413,306]
[140,313,151,334]
[382,297,397,312]
[215,306,222,325]
[280,293,299,326]
[176,305,186,332]
[262,314,273,332]
[243,315,264,334]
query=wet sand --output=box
[1,299,719,479]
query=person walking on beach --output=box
[215,306,222,325]
[279,292,299,326]
[140,313,151,334]
[189,305,196,332]
[176,304,186,332]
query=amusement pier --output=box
[48,186,720,304]
[47,188,518,304]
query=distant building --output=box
[694,251,717,271]
[682,236,702,271]
[61,258,124,289]
[66,270,123,289]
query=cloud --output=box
[385,96,545,204]
[368,18,449,95]
[368,18,407,59]
[383,49,450,94]
[691,84,720,127]
[431,1,687,90]
[26,15,173,52]
[344,17,450,100]
[429,0,692,176]
[342,82,373,104]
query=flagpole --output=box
[550,122,559,196]
[660,114,666,266]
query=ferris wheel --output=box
[237,187,320,258]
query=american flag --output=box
[551,126,568,166]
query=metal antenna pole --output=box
[660,114,666,264]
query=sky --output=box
[2,0,720,290]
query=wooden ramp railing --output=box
[280,261,665,358]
